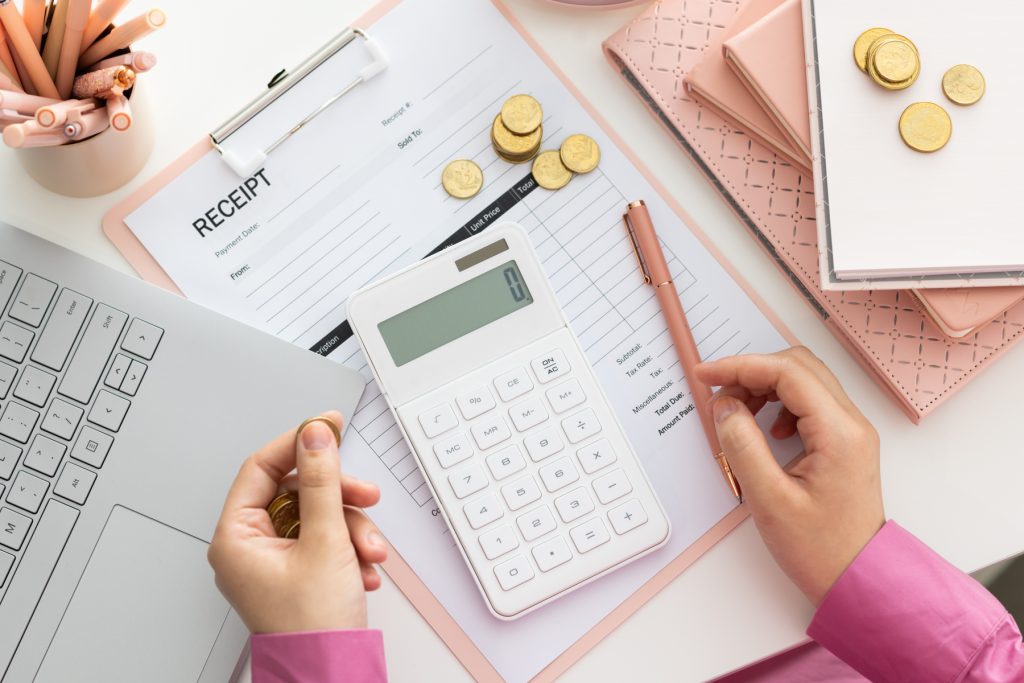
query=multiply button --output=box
[418,404,458,438]
[576,438,617,474]
[530,350,569,384]
[493,367,533,402]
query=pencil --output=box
[0,0,59,98]
[55,0,90,99]
[23,0,45,50]
[79,7,164,68]
[80,0,130,55]
[41,0,67,80]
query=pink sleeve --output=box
[809,521,1024,683]
[250,629,387,683]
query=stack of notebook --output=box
[603,0,1024,421]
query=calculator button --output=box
[546,379,586,414]
[500,475,541,511]
[523,427,564,462]
[593,468,633,505]
[508,397,548,432]
[433,432,473,468]
[531,350,569,384]
[554,487,595,523]
[479,524,519,560]
[516,505,557,542]
[494,554,534,591]
[485,444,526,481]
[464,492,503,530]
[493,367,533,402]
[448,462,488,499]
[419,404,458,438]
[539,457,580,493]
[532,536,572,572]
[561,408,601,444]
[577,438,617,474]
[470,414,511,451]
[570,518,610,553]
[456,386,496,420]
[608,499,648,535]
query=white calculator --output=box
[348,223,669,619]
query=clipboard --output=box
[103,1,803,680]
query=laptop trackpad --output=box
[36,506,231,683]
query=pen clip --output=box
[623,212,652,285]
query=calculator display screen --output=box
[378,261,534,366]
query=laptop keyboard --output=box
[0,261,163,597]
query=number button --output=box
[494,554,534,591]
[470,414,511,451]
[608,499,648,535]
[539,457,580,493]
[554,487,595,523]
[419,404,458,439]
[523,427,564,462]
[593,468,633,504]
[532,536,572,572]
[485,445,526,481]
[479,524,519,560]
[531,350,569,384]
[493,367,533,402]
[456,386,495,420]
[508,397,548,432]
[516,505,557,542]
[448,462,488,499]
[545,379,586,414]
[464,492,503,530]
[561,408,601,444]
[500,475,541,511]
[570,518,610,553]
[433,432,473,468]
[577,438,617,474]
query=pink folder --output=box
[604,0,1024,422]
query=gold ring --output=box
[296,416,341,447]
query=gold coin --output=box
[500,94,543,135]
[942,64,985,106]
[853,27,893,72]
[559,134,601,174]
[868,35,919,89]
[495,146,538,164]
[899,102,952,153]
[491,114,541,160]
[531,150,573,190]
[267,491,301,538]
[441,159,484,199]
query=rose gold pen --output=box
[624,199,743,502]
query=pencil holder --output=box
[14,80,155,198]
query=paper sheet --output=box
[124,1,800,680]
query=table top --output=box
[3,1,1022,681]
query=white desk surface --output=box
[2,1,1022,681]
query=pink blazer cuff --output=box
[251,629,387,683]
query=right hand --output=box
[694,347,885,606]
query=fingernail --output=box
[713,396,739,425]
[367,530,385,548]
[301,420,334,450]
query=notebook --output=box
[603,0,1024,422]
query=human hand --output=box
[694,347,884,606]
[208,412,388,632]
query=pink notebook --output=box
[604,0,1024,422]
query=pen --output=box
[79,8,165,68]
[0,88,60,115]
[80,0,131,55]
[40,0,67,79]
[105,92,129,130]
[0,0,58,98]
[34,96,96,127]
[3,118,67,147]
[62,106,107,139]
[71,64,132,98]
[22,0,44,50]
[55,0,91,99]
[0,23,22,90]
[90,50,156,73]
[623,199,743,502]
[0,70,22,92]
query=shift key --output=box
[58,305,127,404]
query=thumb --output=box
[711,396,794,507]
[296,418,348,549]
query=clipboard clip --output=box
[211,28,389,177]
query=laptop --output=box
[0,223,366,682]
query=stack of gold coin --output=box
[267,490,301,539]
[854,29,920,90]
[493,95,544,163]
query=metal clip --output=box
[623,212,652,284]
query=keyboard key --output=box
[464,492,503,530]
[0,507,31,550]
[555,487,595,523]
[577,438,617,474]
[523,426,563,462]
[121,360,147,396]
[14,365,56,407]
[418,404,458,439]
[9,274,56,327]
[608,499,648,535]
[0,441,20,479]
[0,321,33,363]
[0,550,12,586]
[433,432,473,468]
[493,367,532,402]
[479,524,519,560]
[25,433,66,477]
[508,397,548,432]
[58,304,128,404]
[121,318,163,360]
[500,475,541,511]
[531,349,569,384]
[485,444,526,481]
[539,457,580,493]
[593,468,633,505]
[516,505,556,542]
[448,462,487,499]
[532,536,572,572]
[456,386,495,420]
[54,462,97,505]
[71,427,113,468]
[494,554,534,591]
[0,261,23,314]
[0,402,39,443]
[470,414,511,451]
[43,398,84,440]
[104,353,131,390]
[546,378,586,414]
[87,390,130,432]
[561,408,601,444]
[0,362,15,398]
[7,470,48,513]
[30,288,92,371]
[570,517,610,553]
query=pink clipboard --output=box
[102,0,801,679]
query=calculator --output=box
[348,223,670,619]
